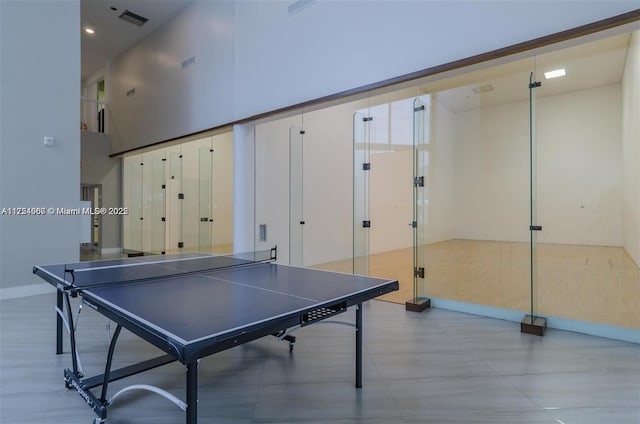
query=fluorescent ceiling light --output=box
[84,27,95,34]
[544,68,566,79]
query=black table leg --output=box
[356,303,362,388]
[186,361,198,424]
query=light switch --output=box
[44,136,55,146]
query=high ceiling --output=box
[81,0,633,114]
[81,0,192,81]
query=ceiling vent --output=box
[119,10,149,27]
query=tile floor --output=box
[1,294,638,423]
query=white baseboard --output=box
[0,284,55,300]
[101,247,123,255]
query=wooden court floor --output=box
[313,240,640,330]
[84,240,639,330]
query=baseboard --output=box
[0,284,55,300]
[431,298,640,344]
[101,247,123,255]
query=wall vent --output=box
[181,56,196,69]
[288,0,316,15]
[119,10,149,27]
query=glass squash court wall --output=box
[527,33,639,330]
[406,33,638,333]
[122,133,234,255]
[344,31,638,334]
[407,97,430,311]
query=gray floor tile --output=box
[1,294,638,424]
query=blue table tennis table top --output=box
[34,252,398,358]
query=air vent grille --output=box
[119,10,149,27]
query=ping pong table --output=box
[33,247,398,424]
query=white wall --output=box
[426,97,457,243]
[537,85,623,246]
[107,0,638,154]
[254,116,298,263]
[302,103,360,265]
[0,1,80,292]
[622,30,640,266]
[454,100,530,242]
[107,0,236,153]
[233,123,256,253]
[454,84,623,246]
[370,150,413,254]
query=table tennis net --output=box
[63,248,277,289]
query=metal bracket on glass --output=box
[362,220,371,228]
[362,163,370,171]
[414,176,424,187]
[414,105,425,112]
[529,81,542,89]
[414,267,425,278]
[362,117,373,122]
[529,225,543,231]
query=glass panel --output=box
[150,154,166,254]
[199,144,213,252]
[529,70,540,321]
[167,150,183,253]
[353,112,370,275]
[413,97,429,302]
[128,158,143,253]
[289,126,304,266]
[181,144,199,251]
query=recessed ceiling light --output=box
[544,68,566,79]
[84,27,95,34]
